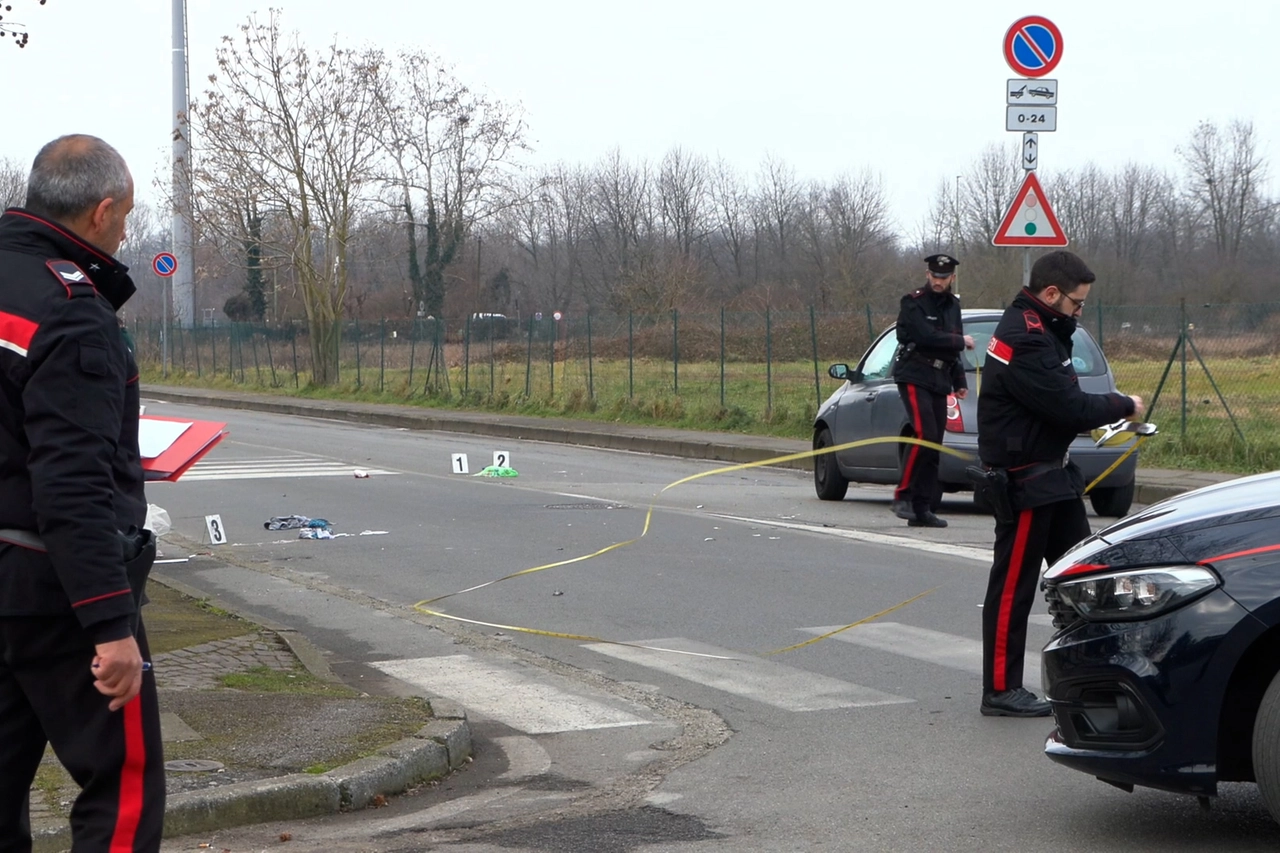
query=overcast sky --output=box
[1,0,1275,237]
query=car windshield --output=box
[963,319,1107,376]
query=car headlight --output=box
[1053,567,1219,622]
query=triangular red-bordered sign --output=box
[992,172,1068,246]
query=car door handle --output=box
[864,392,878,401]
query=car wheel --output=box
[1089,482,1135,517]
[813,428,849,501]
[1253,669,1280,824]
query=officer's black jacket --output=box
[977,289,1133,508]
[892,286,967,395]
[0,208,144,642]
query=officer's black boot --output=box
[981,687,1052,717]
[891,500,915,521]
[908,510,947,528]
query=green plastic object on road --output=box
[474,465,519,477]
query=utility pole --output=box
[171,0,195,327]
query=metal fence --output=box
[133,300,1280,467]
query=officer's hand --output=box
[963,335,975,350]
[954,388,968,399]
[93,636,144,711]
[1128,395,1146,417]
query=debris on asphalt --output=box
[264,515,312,530]
[296,518,335,539]
[145,503,172,537]
[354,469,370,478]
[474,465,519,477]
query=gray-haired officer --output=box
[889,254,974,528]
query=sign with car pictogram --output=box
[1003,16,1063,78]
[992,172,1067,247]
[1007,79,1056,105]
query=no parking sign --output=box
[1004,16,1062,78]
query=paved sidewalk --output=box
[30,574,472,853]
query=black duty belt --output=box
[1010,454,1070,480]
[910,353,954,371]
[0,528,45,551]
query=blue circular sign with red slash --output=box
[152,252,178,277]
[1004,15,1062,78]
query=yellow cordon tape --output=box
[1083,434,1149,496]
[413,436,971,659]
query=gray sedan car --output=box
[812,309,1138,517]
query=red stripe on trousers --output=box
[992,509,1034,692]
[109,697,146,852]
[895,385,923,500]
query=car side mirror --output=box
[828,363,856,382]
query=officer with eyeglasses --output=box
[889,254,974,529]
[975,249,1144,717]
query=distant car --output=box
[812,309,1138,516]
[1028,86,1055,98]
[1041,472,1280,822]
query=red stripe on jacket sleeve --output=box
[0,310,38,356]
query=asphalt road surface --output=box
[144,397,1280,852]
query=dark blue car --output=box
[1041,471,1280,821]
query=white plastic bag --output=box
[145,503,172,538]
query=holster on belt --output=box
[967,465,1015,524]
[120,526,157,632]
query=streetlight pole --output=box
[171,0,195,327]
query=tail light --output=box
[945,394,964,432]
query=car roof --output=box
[959,309,1003,319]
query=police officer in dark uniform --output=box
[890,253,974,528]
[0,135,164,850]
[976,250,1143,717]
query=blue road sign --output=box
[153,252,177,277]
[1004,16,1062,78]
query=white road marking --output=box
[801,622,1042,686]
[370,655,652,734]
[583,638,912,711]
[182,455,396,481]
[712,513,993,563]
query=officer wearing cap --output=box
[889,254,974,528]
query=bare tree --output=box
[584,149,653,310]
[0,0,44,48]
[961,143,1023,244]
[373,50,527,320]
[1178,120,1272,263]
[1046,163,1111,258]
[191,11,383,384]
[656,147,709,258]
[754,154,802,288]
[707,158,752,296]
[0,157,26,207]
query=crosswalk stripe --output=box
[800,622,1042,686]
[183,456,395,481]
[370,655,653,734]
[583,638,912,711]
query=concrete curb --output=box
[33,573,472,852]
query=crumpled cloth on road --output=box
[265,515,311,530]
